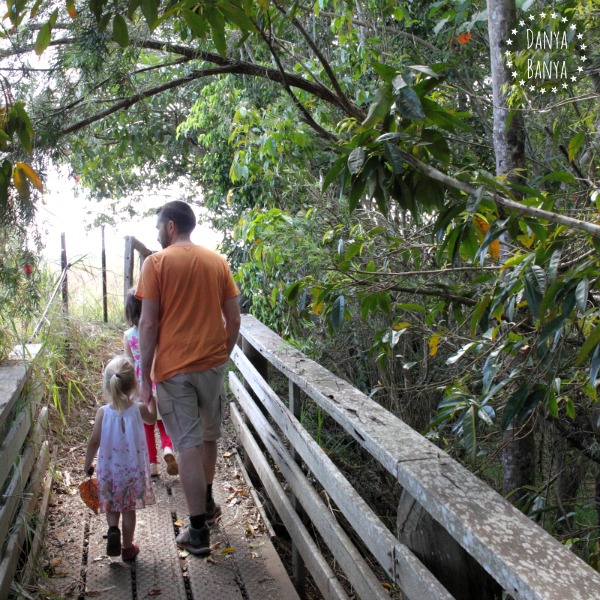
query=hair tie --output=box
[114,372,121,379]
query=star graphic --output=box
[520,80,526,86]
[505,50,512,56]
[570,23,576,30]
[540,88,546,94]
[562,82,568,89]
[506,39,513,46]
[529,85,535,91]
[578,66,584,72]
[562,17,567,23]
[571,76,577,82]
[507,60,513,67]
[512,29,517,35]
[540,12,546,19]
[519,20,525,27]
[581,44,587,50]
[577,33,583,39]
[551,12,557,19]
[581,56,587,62]
[529,14,535,21]
[512,71,517,77]
[552,87,557,93]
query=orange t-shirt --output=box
[136,245,240,382]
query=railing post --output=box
[289,381,306,599]
[101,225,108,323]
[124,236,135,302]
[60,233,68,316]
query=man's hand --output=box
[140,379,154,405]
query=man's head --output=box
[156,201,196,248]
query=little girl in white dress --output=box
[84,355,157,560]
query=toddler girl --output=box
[124,287,179,477]
[84,355,157,560]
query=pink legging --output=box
[144,420,174,464]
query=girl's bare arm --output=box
[84,406,104,474]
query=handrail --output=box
[235,314,600,600]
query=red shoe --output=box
[121,543,140,561]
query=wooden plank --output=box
[230,357,453,600]
[21,470,53,585]
[230,403,349,600]
[0,380,42,491]
[231,374,396,600]
[239,315,600,600]
[0,407,48,558]
[0,440,50,600]
[0,344,41,440]
[232,451,277,539]
[0,409,31,491]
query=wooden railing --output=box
[0,345,50,599]
[231,314,600,600]
[123,236,154,300]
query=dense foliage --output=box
[1,0,599,568]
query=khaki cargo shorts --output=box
[156,364,227,452]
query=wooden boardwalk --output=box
[83,455,299,600]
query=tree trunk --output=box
[554,429,584,535]
[502,421,536,505]
[397,490,502,599]
[487,0,525,183]
[487,0,534,505]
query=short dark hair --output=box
[124,287,141,326]
[157,201,196,235]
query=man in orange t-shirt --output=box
[136,201,240,556]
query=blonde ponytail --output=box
[103,356,137,411]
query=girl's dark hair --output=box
[157,200,196,234]
[125,287,142,326]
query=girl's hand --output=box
[86,466,94,477]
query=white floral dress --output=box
[96,403,156,513]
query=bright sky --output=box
[35,167,223,315]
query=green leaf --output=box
[361,84,394,129]
[183,9,209,37]
[370,60,397,82]
[466,187,484,214]
[322,154,348,192]
[408,64,440,78]
[284,281,302,303]
[112,14,129,47]
[547,248,562,286]
[348,175,366,213]
[462,406,477,463]
[396,303,426,313]
[34,22,51,56]
[540,171,577,184]
[140,0,159,30]
[575,277,589,313]
[590,344,600,386]
[330,295,345,331]
[396,87,425,121]
[383,142,404,175]
[348,147,366,175]
[537,315,566,347]
[575,323,600,366]
[421,129,450,163]
[568,131,585,163]
[219,2,255,31]
[501,383,530,430]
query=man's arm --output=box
[139,297,160,403]
[222,295,241,357]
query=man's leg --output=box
[178,444,207,515]
[202,440,218,487]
